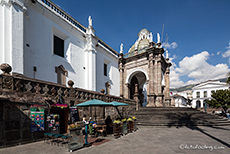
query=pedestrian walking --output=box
[226,109,230,120]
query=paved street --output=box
[0,125,230,154]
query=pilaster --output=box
[165,67,170,98]
[0,0,25,74]
[154,54,162,106]
[84,17,96,91]
[125,83,130,98]
[119,53,124,97]
[148,52,154,95]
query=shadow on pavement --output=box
[166,112,230,148]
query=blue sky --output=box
[52,0,230,88]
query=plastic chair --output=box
[97,125,107,137]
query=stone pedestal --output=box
[156,94,164,107]
[147,94,156,107]
[164,98,171,107]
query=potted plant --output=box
[127,117,134,133]
[132,116,137,131]
[121,118,128,135]
[113,119,122,138]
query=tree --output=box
[207,89,230,114]
[226,72,230,84]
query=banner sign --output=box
[47,114,60,133]
[70,108,79,123]
[31,105,45,132]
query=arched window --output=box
[55,65,68,85]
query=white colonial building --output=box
[192,80,229,108]
[171,94,191,107]
[0,0,120,95]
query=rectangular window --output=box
[104,63,107,76]
[196,92,200,98]
[204,91,207,98]
[54,35,64,57]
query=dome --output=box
[128,28,153,53]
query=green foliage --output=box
[226,72,230,84]
[127,118,133,121]
[207,89,230,113]
[113,120,121,124]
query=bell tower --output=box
[119,29,171,107]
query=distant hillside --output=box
[170,84,197,92]
[170,77,228,92]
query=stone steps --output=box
[133,114,222,119]
[129,107,230,127]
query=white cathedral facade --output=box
[0,0,121,95]
[0,0,169,101]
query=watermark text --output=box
[179,144,225,151]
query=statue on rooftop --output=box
[149,32,153,42]
[157,33,160,43]
[120,43,123,54]
[166,50,169,59]
[88,16,92,27]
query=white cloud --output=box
[217,51,221,55]
[222,50,230,58]
[171,42,178,49]
[222,42,230,64]
[169,55,185,88]
[170,69,185,88]
[170,51,229,88]
[162,42,178,49]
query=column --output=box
[133,84,140,110]
[119,54,124,97]
[156,55,163,106]
[147,52,156,107]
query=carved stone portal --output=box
[119,29,171,107]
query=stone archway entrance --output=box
[119,28,172,107]
[129,71,147,106]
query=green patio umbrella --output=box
[110,101,129,106]
[110,101,129,119]
[76,99,113,107]
[75,99,113,121]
